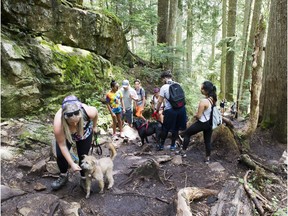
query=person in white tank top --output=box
[178,81,217,164]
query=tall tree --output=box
[260,0,287,143]
[175,0,183,78]
[219,0,227,99]
[240,0,262,112]
[186,0,193,76]
[236,0,253,117]
[157,0,169,43]
[167,0,178,47]
[245,16,265,136]
[225,0,237,101]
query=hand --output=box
[123,108,126,113]
[152,111,158,120]
[71,162,82,172]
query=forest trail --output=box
[1,117,287,215]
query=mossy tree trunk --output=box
[240,0,262,113]
[225,0,237,102]
[246,16,265,136]
[219,0,227,100]
[260,0,287,143]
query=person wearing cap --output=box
[51,95,98,191]
[134,79,146,121]
[106,80,125,139]
[150,87,164,123]
[121,79,138,127]
[155,70,187,151]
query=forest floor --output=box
[1,115,287,216]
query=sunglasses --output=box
[64,110,80,118]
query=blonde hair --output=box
[61,103,84,144]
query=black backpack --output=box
[167,82,186,109]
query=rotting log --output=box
[175,187,218,216]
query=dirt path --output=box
[1,118,286,215]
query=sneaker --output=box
[120,132,125,138]
[156,144,164,151]
[51,173,68,190]
[176,149,186,158]
[112,134,118,141]
[204,157,210,164]
[170,144,176,151]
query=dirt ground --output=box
[1,117,287,216]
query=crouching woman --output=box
[51,95,98,190]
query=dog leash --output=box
[90,133,102,155]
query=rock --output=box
[18,158,33,168]
[1,185,26,202]
[60,200,81,216]
[46,161,60,174]
[208,162,226,172]
[171,155,182,165]
[34,182,47,191]
[122,125,140,141]
[30,159,46,173]
[0,147,14,161]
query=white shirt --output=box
[199,99,212,122]
[121,87,137,110]
[159,80,173,110]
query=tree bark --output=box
[225,0,237,102]
[186,0,193,76]
[260,0,287,143]
[246,16,265,136]
[219,0,227,99]
[236,0,253,118]
[240,0,262,113]
[157,0,169,44]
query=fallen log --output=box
[175,187,218,216]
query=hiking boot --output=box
[170,144,176,151]
[156,144,164,151]
[51,173,68,190]
[176,149,186,158]
[80,178,87,192]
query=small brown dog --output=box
[81,143,116,198]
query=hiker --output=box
[121,79,138,127]
[220,98,226,114]
[230,102,237,119]
[106,80,125,139]
[150,87,164,123]
[51,95,98,190]
[134,79,146,121]
[155,70,187,151]
[178,81,217,163]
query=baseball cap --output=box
[153,87,160,93]
[122,80,129,87]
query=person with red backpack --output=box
[155,70,187,151]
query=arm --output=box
[120,97,125,113]
[194,99,207,120]
[155,96,164,112]
[53,110,81,172]
[82,104,98,133]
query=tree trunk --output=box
[240,0,262,113]
[225,0,237,102]
[236,0,253,118]
[219,0,227,100]
[167,0,178,47]
[175,0,183,79]
[260,0,287,143]
[246,16,265,136]
[157,0,169,44]
[186,0,193,77]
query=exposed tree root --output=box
[175,187,218,216]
